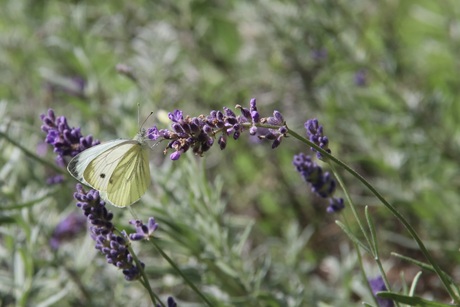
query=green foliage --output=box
[1,0,460,306]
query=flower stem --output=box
[150,239,215,306]
[287,127,460,303]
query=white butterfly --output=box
[67,130,150,207]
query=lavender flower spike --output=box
[293,153,344,213]
[147,98,287,160]
[49,212,87,250]
[74,184,144,281]
[40,109,99,163]
[304,118,331,160]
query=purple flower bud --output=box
[223,107,236,117]
[278,126,287,135]
[273,110,284,123]
[271,137,281,148]
[327,197,345,213]
[168,110,183,123]
[172,123,186,134]
[170,150,182,160]
[236,104,251,119]
[203,125,213,135]
[218,135,227,150]
[251,110,260,123]
[216,111,224,121]
[304,118,331,159]
[249,98,257,111]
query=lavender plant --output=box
[39,97,460,306]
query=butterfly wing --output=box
[67,137,151,208]
[67,139,128,187]
[104,143,150,207]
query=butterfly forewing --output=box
[83,140,140,192]
[68,140,128,185]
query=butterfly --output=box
[67,130,150,207]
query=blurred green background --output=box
[1,0,460,306]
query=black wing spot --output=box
[100,173,106,178]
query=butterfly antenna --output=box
[149,139,165,149]
[137,103,141,129]
[140,111,154,129]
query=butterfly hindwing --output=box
[105,144,150,207]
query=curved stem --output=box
[126,244,162,306]
[150,239,214,307]
[287,127,460,303]
[0,130,65,174]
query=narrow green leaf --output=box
[335,221,371,254]
[378,292,456,306]
[364,205,378,256]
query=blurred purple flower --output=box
[46,174,65,185]
[45,76,86,98]
[157,297,177,307]
[368,276,394,307]
[50,212,87,250]
[354,69,368,87]
[311,49,328,61]
[293,152,344,213]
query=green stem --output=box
[150,239,214,307]
[0,130,65,174]
[287,127,460,303]
[125,243,160,305]
[328,162,373,252]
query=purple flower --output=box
[311,49,328,61]
[129,217,159,241]
[40,110,147,281]
[327,197,345,213]
[147,98,287,160]
[46,174,65,185]
[368,276,394,307]
[49,212,87,250]
[45,76,86,98]
[354,69,367,87]
[168,109,184,123]
[157,297,177,307]
[40,109,99,165]
[261,110,287,148]
[304,118,331,160]
[74,184,144,281]
[293,153,344,213]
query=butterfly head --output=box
[134,128,148,145]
